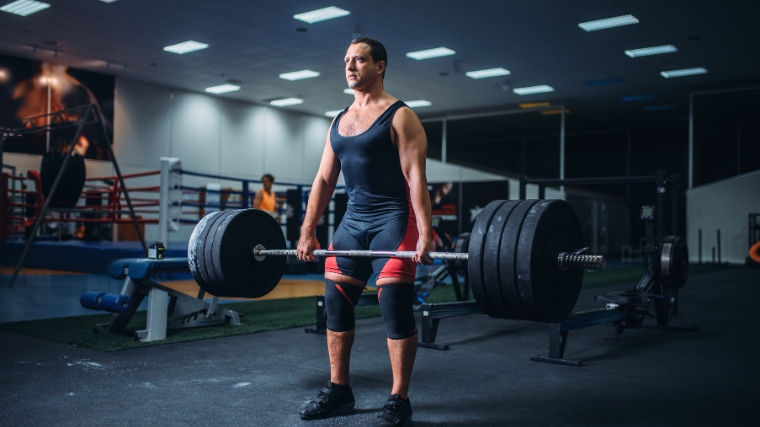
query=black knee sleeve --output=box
[325,279,364,332]
[378,284,417,340]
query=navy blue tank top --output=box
[330,100,411,216]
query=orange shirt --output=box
[257,189,276,213]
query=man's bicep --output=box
[394,108,428,172]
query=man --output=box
[297,37,433,427]
[253,173,277,219]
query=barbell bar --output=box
[252,245,605,270]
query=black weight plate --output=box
[498,200,539,320]
[215,209,287,298]
[190,211,225,296]
[203,210,239,296]
[468,200,506,317]
[482,201,522,318]
[660,236,688,289]
[515,200,584,323]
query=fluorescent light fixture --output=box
[1,0,50,16]
[270,98,304,107]
[406,47,455,60]
[294,6,350,24]
[625,45,677,58]
[99,0,118,3]
[579,14,639,31]
[540,109,570,116]
[643,105,675,111]
[465,68,511,79]
[584,78,624,87]
[660,67,707,78]
[205,84,240,94]
[519,102,551,109]
[513,85,554,95]
[405,100,432,108]
[163,41,208,54]
[621,94,654,102]
[279,70,320,81]
[325,110,344,117]
[343,88,354,95]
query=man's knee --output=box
[325,279,364,332]
[378,284,417,339]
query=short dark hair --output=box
[350,37,387,79]
[261,173,274,182]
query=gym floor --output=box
[0,267,757,426]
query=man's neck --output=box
[352,83,389,108]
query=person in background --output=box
[253,173,277,219]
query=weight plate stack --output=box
[515,199,584,323]
[498,200,539,320]
[213,209,287,298]
[468,200,506,317]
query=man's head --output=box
[345,37,387,90]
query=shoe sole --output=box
[299,402,355,420]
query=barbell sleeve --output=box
[252,245,604,270]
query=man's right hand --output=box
[297,233,320,262]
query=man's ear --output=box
[377,60,386,75]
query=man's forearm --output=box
[408,174,432,239]
[301,179,334,234]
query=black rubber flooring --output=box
[1,267,758,426]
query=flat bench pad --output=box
[108,257,190,280]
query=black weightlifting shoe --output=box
[300,382,356,420]
[372,394,413,427]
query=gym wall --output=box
[686,170,760,264]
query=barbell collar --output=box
[253,244,604,270]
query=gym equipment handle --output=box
[253,245,605,270]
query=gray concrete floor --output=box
[1,268,758,426]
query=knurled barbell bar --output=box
[188,199,605,323]
[251,245,603,269]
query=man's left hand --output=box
[414,238,434,265]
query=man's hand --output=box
[414,237,434,265]
[297,233,321,262]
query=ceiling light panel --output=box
[465,68,511,79]
[163,41,208,54]
[294,6,350,24]
[271,98,304,107]
[621,95,654,102]
[405,100,432,108]
[625,45,678,58]
[343,89,354,95]
[1,0,50,16]
[325,110,344,117]
[578,14,639,31]
[99,0,118,3]
[513,85,554,95]
[519,102,551,109]
[205,84,240,94]
[660,67,707,78]
[406,47,455,60]
[280,70,320,81]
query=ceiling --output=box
[1,0,759,122]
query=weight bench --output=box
[96,257,241,342]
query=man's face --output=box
[344,43,383,90]
[262,177,273,190]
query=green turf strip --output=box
[0,265,737,351]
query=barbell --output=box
[188,199,606,323]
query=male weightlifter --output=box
[297,37,433,427]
